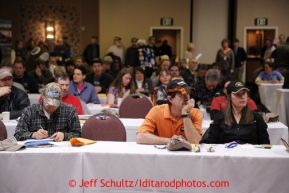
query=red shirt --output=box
[38,94,84,115]
[211,95,257,111]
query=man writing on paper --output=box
[14,83,81,141]
[136,79,202,145]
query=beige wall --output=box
[99,0,190,59]
[236,0,289,48]
[193,0,229,64]
[0,0,99,54]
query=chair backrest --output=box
[82,113,126,141]
[119,93,153,118]
[79,99,92,115]
[0,121,7,140]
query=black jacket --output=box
[13,73,39,93]
[85,72,114,94]
[233,47,247,68]
[200,112,270,144]
[134,78,153,94]
[83,44,100,65]
[0,86,30,119]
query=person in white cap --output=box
[14,82,81,141]
[0,68,30,120]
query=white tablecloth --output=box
[5,119,288,145]
[81,142,289,193]
[199,106,211,120]
[2,142,288,193]
[28,93,41,104]
[0,146,83,193]
[270,89,289,127]
[258,83,283,110]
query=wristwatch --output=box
[181,113,190,118]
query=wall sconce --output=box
[45,21,55,40]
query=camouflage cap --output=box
[42,83,62,107]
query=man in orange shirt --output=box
[137,79,202,145]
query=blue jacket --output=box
[68,81,100,104]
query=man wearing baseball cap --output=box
[137,79,203,145]
[14,82,81,141]
[0,68,30,120]
[107,36,125,64]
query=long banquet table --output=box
[5,119,288,145]
[1,142,289,193]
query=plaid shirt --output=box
[14,102,81,141]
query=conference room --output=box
[1,0,289,193]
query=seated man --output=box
[38,73,84,115]
[14,82,81,141]
[136,79,203,145]
[195,63,208,84]
[190,69,221,104]
[85,58,114,94]
[65,60,75,80]
[210,78,258,120]
[1,61,26,92]
[28,58,53,88]
[0,69,30,120]
[13,58,39,93]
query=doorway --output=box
[243,26,278,84]
[150,27,183,62]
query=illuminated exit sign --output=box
[255,18,268,26]
[160,18,173,26]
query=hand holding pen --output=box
[31,125,48,139]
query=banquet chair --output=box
[82,113,126,141]
[119,93,153,118]
[0,121,7,140]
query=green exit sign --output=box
[160,18,173,26]
[255,18,268,26]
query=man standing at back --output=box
[232,38,247,80]
[137,79,202,145]
[107,36,125,65]
[125,38,139,68]
[83,36,100,66]
[272,37,289,88]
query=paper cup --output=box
[2,111,10,122]
[117,98,123,106]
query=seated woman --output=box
[150,58,170,87]
[201,80,270,144]
[107,68,136,105]
[153,69,171,105]
[210,78,258,120]
[68,66,100,104]
[133,67,153,95]
[255,62,284,83]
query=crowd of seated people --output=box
[1,34,288,146]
